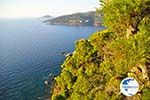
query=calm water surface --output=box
[0,19,105,100]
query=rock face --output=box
[44,11,102,26]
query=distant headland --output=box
[43,11,103,26]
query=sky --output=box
[0,0,100,18]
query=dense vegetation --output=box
[44,11,102,26]
[51,0,150,99]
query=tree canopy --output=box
[100,0,150,37]
[51,0,150,100]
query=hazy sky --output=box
[0,0,100,18]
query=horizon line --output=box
[0,10,97,19]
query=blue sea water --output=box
[0,19,105,100]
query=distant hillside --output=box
[44,11,103,26]
[42,15,52,18]
[39,15,53,21]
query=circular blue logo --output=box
[120,77,139,96]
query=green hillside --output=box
[51,0,150,100]
[44,11,102,26]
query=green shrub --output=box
[51,0,150,99]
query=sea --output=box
[0,18,105,100]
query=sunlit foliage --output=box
[51,0,150,99]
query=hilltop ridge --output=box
[44,11,102,26]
